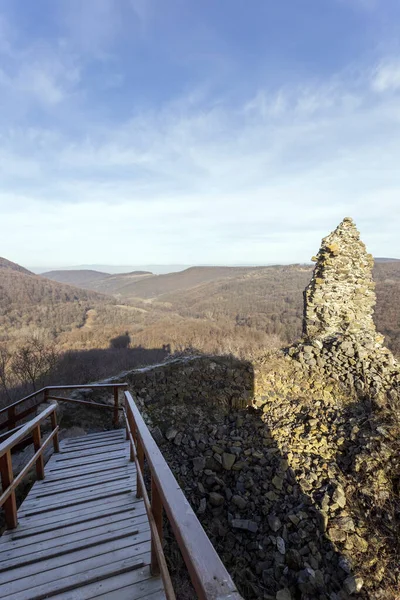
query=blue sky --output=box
[0,0,400,267]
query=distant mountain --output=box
[31,264,190,275]
[43,269,111,286]
[69,266,269,300]
[41,270,154,296]
[375,257,400,262]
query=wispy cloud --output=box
[372,60,400,92]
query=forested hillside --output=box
[0,259,112,346]
[43,269,111,286]
[1,256,399,406]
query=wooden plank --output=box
[62,430,125,443]
[3,558,145,600]
[20,489,136,518]
[0,527,150,572]
[40,461,132,480]
[0,538,151,586]
[18,489,133,518]
[1,509,148,550]
[2,501,145,540]
[62,432,125,444]
[57,441,127,454]
[30,475,131,498]
[15,496,144,529]
[47,568,164,600]
[59,441,125,454]
[53,449,126,462]
[43,461,128,478]
[0,519,149,561]
[59,569,165,600]
[45,455,127,472]
[30,466,136,492]
[21,480,133,508]
[1,548,151,597]
[131,592,167,600]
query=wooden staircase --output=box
[0,385,243,600]
[0,429,164,599]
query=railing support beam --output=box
[151,477,163,575]
[0,451,17,529]
[32,425,45,480]
[113,386,119,428]
[50,410,60,453]
[136,436,144,498]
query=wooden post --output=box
[127,405,136,462]
[125,398,129,441]
[136,436,144,499]
[32,425,45,480]
[113,386,119,428]
[43,388,49,404]
[151,476,163,575]
[0,451,17,529]
[50,410,60,453]
[8,406,16,431]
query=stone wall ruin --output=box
[289,217,399,403]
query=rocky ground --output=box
[139,353,400,600]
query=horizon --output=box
[25,254,400,276]
[1,1,400,264]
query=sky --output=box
[0,0,400,268]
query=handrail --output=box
[0,383,128,431]
[0,403,60,529]
[124,391,243,600]
[0,383,128,414]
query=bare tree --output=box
[0,343,17,402]
[11,338,59,391]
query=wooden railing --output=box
[124,391,243,600]
[0,403,60,529]
[0,383,128,436]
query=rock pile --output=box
[289,217,400,403]
[136,359,399,600]
[103,354,253,410]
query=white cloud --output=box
[0,14,81,109]
[372,61,400,93]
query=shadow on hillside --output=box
[0,344,172,410]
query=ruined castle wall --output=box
[304,217,377,339]
[103,354,254,410]
[296,217,399,402]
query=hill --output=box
[47,266,269,300]
[0,256,33,275]
[41,269,154,296]
[0,257,113,347]
[375,257,400,262]
[42,269,110,286]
